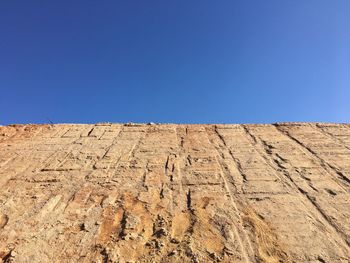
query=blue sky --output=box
[1,1,349,124]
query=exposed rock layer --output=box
[0,123,349,262]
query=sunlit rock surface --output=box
[0,123,349,262]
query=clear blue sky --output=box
[1,1,349,124]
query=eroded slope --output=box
[0,123,349,262]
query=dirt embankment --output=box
[0,123,349,262]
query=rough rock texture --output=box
[0,123,349,263]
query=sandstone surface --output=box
[0,123,349,262]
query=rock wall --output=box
[0,123,349,262]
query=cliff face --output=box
[0,123,349,262]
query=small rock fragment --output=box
[0,214,9,229]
